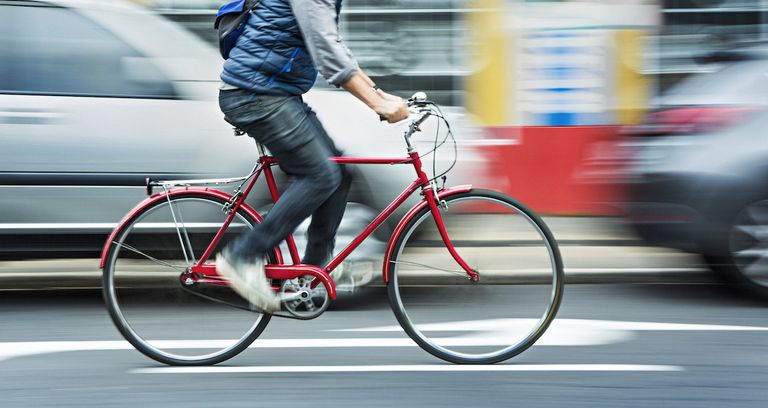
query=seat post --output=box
[256,142,267,157]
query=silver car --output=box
[0,0,486,264]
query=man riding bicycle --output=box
[216,0,409,312]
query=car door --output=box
[0,1,244,258]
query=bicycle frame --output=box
[100,116,478,301]
[182,149,478,294]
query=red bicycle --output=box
[101,93,564,365]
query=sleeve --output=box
[290,0,360,86]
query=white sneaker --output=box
[216,249,281,313]
[330,260,375,293]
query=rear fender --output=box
[99,188,275,268]
[382,185,472,283]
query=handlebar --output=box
[375,91,439,152]
[379,92,434,122]
[402,92,439,151]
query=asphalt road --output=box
[0,283,766,408]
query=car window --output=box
[0,3,176,98]
[664,60,768,103]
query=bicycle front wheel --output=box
[103,193,272,366]
[387,189,564,364]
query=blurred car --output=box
[622,45,768,298]
[0,0,486,261]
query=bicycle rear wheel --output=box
[387,189,564,364]
[103,193,272,366]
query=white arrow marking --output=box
[337,318,768,333]
[335,319,768,351]
[132,364,684,375]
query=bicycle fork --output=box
[423,185,480,283]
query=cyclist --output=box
[216,0,409,312]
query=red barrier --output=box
[478,126,626,216]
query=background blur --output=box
[3,0,768,292]
[5,0,768,295]
[2,1,768,407]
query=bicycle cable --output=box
[412,103,458,188]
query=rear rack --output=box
[145,162,261,196]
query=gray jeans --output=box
[218,89,352,266]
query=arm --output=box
[290,0,408,123]
[356,70,404,102]
[340,71,409,123]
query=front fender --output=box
[382,185,473,283]
[99,187,270,268]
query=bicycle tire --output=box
[386,189,564,364]
[103,193,272,366]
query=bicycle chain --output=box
[179,280,325,321]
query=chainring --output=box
[278,275,330,320]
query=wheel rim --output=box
[730,199,768,288]
[389,194,563,363]
[105,197,267,363]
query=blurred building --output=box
[138,0,768,215]
[145,0,469,105]
[146,1,768,101]
[139,0,659,214]
[658,0,768,89]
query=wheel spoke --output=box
[735,225,768,241]
[746,204,768,225]
[731,200,768,288]
[734,246,768,259]
[390,259,468,277]
[111,241,187,271]
[743,253,768,279]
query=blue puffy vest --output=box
[220,0,342,96]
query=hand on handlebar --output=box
[375,97,409,124]
[376,89,403,103]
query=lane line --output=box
[0,329,620,363]
[132,364,684,374]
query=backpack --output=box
[214,0,262,59]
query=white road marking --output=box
[338,318,768,333]
[564,268,703,273]
[0,333,614,364]
[132,364,684,375]
[0,341,132,363]
[1,319,765,364]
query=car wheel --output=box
[715,199,768,300]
